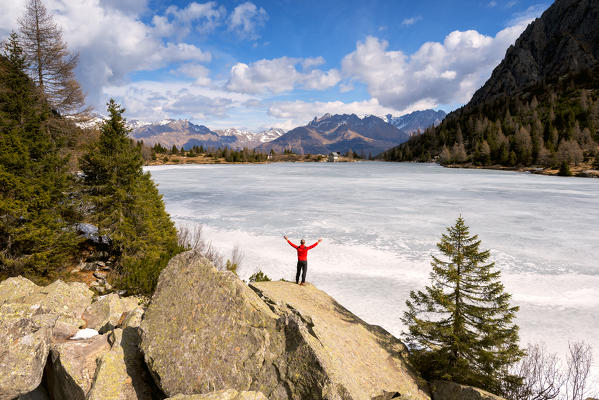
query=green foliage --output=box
[80,100,183,295]
[0,43,81,281]
[381,67,599,169]
[558,161,572,176]
[249,270,271,282]
[225,260,238,275]
[402,217,523,395]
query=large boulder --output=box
[141,251,430,400]
[0,304,51,400]
[430,381,506,400]
[167,390,268,400]
[251,281,430,400]
[0,276,38,305]
[82,293,141,333]
[45,334,111,400]
[87,328,155,400]
[0,277,94,399]
[140,251,288,398]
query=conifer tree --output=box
[402,217,523,395]
[18,0,84,113]
[0,40,79,279]
[80,100,182,294]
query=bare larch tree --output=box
[18,0,85,114]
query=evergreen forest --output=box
[380,67,599,173]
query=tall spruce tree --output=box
[0,36,80,280]
[402,217,523,395]
[80,100,182,295]
[18,0,85,113]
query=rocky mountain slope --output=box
[129,120,285,150]
[257,113,410,156]
[381,0,599,170]
[0,251,507,400]
[385,110,446,134]
[470,0,599,105]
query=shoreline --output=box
[443,162,599,178]
[144,155,599,178]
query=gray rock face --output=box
[82,293,141,333]
[251,281,430,400]
[166,390,268,400]
[45,334,111,400]
[141,251,429,400]
[0,278,94,400]
[430,381,506,400]
[0,304,51,400]
[470,0,599,105]
[86,328,156,400]
[140,251,288,398]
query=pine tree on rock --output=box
[402,217,523,395]
[18,0,85,113]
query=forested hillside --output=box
[381,0,599,173]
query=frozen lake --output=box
[147,162,599,376]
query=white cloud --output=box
[0,0,213,112]
[156,2,226,38]
[228,2,268,39]
[401,16,421,26]
[488,1,497,7]
[301,56,325,70]
[226,57,340,94]
[341,16,535,111]
[268,98,401,124]
[176,63,212,86]
[104,80,255,121]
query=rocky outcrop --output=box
[251,281,430,400]
[82,293,141,333]
[140,251,289,398]
[470,0,599,104]
[0,277,94,399]
[45,334,111,400]
[166,390,268,400]
[1,256,509,400]
[87,328,155,400]
[0,304,52,400]
[141,251,429,400]
[430,381,506,400]
[0,276,148,400]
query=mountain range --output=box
[256,113,411,156]
[125,109,445,155]
[129,120,285,150]
[386,109,446,134]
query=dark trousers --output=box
[296,260,307,283]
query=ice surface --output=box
[148,162,599,379]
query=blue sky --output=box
[1,0,550,130]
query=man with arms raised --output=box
[283,235,322,285]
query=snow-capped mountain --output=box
[385,109,446,135]
[128,120,286,150]
[257,113,410,156]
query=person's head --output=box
[300,239,305,245]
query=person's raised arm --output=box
[307,238,323,250]
[283,235,298,248]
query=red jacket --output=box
[287,240,318,261]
